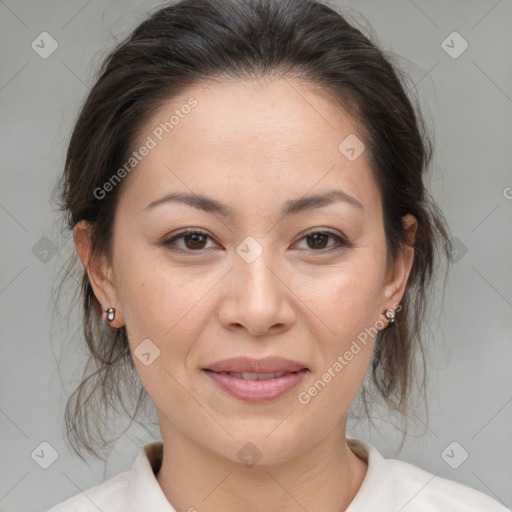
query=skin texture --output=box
[74,77,417,511]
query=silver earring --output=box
[104,307,116,322]
[385,309,395,323]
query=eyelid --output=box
[162,228,218,252]
[292,228,349,251]
[298,227,347,241]
[162,227,350,253]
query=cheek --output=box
[114,251,215,420]
[303,260,384,345]
[294,253,384,408]
[114,243,224,360]
[119,266,201,342]
[295,268,381,423]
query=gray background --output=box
[1,0,511,510]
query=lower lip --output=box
[204,369,308,403]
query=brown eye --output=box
[162,228,349,255]
[182,232,208,250]
[295,230,348,252]
[306,232,330,249]
[162,230,216,252]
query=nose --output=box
[218,244,296,336]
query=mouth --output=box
[205,370,299,380]
[202,356,309,403]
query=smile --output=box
[216,371,288,380]
[203,368,308,403]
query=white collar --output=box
[127,436,382,511]
[129,440,175,511]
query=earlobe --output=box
[73,220,124,327]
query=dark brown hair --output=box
[52,0,454,461]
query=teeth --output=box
[236,371,287,380]
[215,371,290,379]
[241,372,259,380]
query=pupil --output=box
[183,233,330,250]
[186,233,206,249]
[309,233,327,249]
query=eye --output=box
[294,229,348,252]
[162,229,218,253]
[161,228,349,254]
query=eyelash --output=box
[161,228,350,254]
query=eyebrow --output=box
[143,189,364,218]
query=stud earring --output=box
[104,307,116,322]
[385,309,396,323]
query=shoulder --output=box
[346,437,508,512]
[46,470,130,512]
[46,440,166,512]
[387,457,508,511]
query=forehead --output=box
[121,77,380,216]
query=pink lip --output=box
[204,368,308,403]
[203,356,309,403]
[204,356,308,374]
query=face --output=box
[75,77,416,465]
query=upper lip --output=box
[204,356,308,374]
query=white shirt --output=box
[47,437,508,511]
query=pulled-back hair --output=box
[53,0,453,461]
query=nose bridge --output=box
[222,234,294,334]
[235,234,280,303]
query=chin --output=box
[204,420,316,467]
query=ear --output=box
[73,220,125,328]
[379,213,417,321]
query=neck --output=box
[155,415,367,512]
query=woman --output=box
[48,0,507,510]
